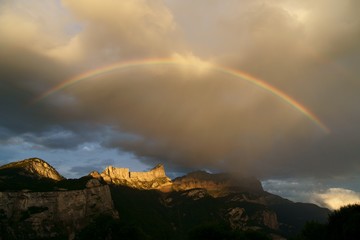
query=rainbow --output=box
[30,58,330,133]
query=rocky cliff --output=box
[96,164,172,190]
[0,179,118,240]
[96,166,263,195]
[226,207,279,230]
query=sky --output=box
[1,0,360,210]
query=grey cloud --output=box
[68,165,95,177]
[73,67,317,174]
[1,0,360,188]
[69,160,113,177]
[262,178,325,203]
[0,50,110,151]
[48,0,183,65]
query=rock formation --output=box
[94,165,264,195]
[97,164,172,190]
[0,158,64,181]
[226,207,278,230]
[0,179,118,239]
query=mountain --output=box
[0,158,330,240]
[0,158,66,192]
[0,158,64,181]
[172,170,263,196]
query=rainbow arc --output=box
[31,58,330,134]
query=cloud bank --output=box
[312,188,360,210]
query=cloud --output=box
[69,158,115,177]
[49,0,181,64]
[263,181,360,210]
[0,0,75,53]
[0,0,360,188]
[262,178,327,203]
[312,188,360,210]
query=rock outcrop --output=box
[226,207,249,229]
[0,180,118,239]
[172,171,263,197]
[259,210,279,230]
[0,158,64,181]
[98,164,172,190]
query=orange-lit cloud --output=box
[312,188,360,210]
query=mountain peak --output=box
[151,163,164,170]
[0,158,64,181]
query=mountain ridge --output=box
[172,170,264,197]
[0,158,331,240]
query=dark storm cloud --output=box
[0,47,115,150]
[1,0,360,187]
[165,0,360,179]
[0,48,86,148]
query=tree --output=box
[297,204,360,240]
[328,204,360,240]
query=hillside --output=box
[0,157,64,180]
